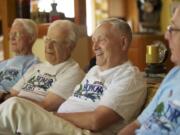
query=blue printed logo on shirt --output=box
[0,69,19,82]
[22,72,55,92]
[74,79,105,102]
[142,100,180,135]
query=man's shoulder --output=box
[168,66,180,75]
[33,62,49,69]
[0,60,8,66]
[86,62,140,77]
[61,59,84,73]
[0,56,27,67]
[54,59,85,78]
[113,61,141,77]
[162,66,180,82]
[25,62,47,72]
[85,65,99,76]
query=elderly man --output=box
[0,18,146,135]
[0,20,85,111]
[0,19,39,94]
[118,6,180,135]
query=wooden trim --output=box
[1,0,87,59]
[74,0,86,25]
[1,0,16,59]
[37,23,50,38]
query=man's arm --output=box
[55,106,122,132]
[9,88,65,111]
[18,91,65,112]
[10,89,19,96]
[38,91,65,111]
[118,120,141,135]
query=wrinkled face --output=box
[9,22,31,55]
[92,23,125,70]
[165,8,180,65]
[44,27,71,65]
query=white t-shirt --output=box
[13,58,84,102]
[58,61,147,135]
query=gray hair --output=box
[48,20,79,46]
[12,18,38,44]
[98,18,132,45]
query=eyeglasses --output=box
[43,36,62,45]
[43,36,69,47]
[9,32,22,39]
[167,25,180,34]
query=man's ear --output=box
[121,36,129,51]
[68,42,76,51]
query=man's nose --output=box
[46,42,54,49]
[92,41,99,50]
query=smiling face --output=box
[92,23,128,71]
[44,26,72,65]
[165,7,180,65]
[9,22,32,55]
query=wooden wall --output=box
[0,0,16,59]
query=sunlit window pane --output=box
[86,0,94,36]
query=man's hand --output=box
[37,91,65,111]
[118,120,140,135]
[18,91,65,112]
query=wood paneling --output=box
[1,0,16,59]
[74,0,86,25]
[108,0,127,18]
[37,23,49,38]
[126,0,139,32]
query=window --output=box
[37,0,74,18]
[86,0,108,36]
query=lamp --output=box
[145,41,168,75]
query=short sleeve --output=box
[22,57,39,75]
[0,61,7,69]
[99,67,146,121]
[49,68,84,100]
[13,65,35,92]
[137,67,179,125]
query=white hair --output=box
[48,20,79,47]
[12,18,38,44]
[98,18,132,45]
